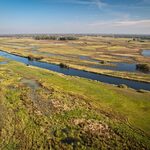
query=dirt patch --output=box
[72,119,112,138]
[20,78,41,90]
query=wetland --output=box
[0,35,150,149]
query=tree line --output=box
[34,35,78,40]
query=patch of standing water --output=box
[0,50,150,91]
[92,62,140,73]
[142,50,150,57]
[79,55,100,63]
[0,61,8,65]
[21,78,40,90]
[79,55,143,73]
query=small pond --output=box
[142,50,150,57]
[92,62,145,73]
[0,61,8,65]
[79,55,100,63]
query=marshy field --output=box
[0,36,150,82]
[0,35,150,149]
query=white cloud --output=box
[114,20,150,27]
[47,0,108,8]
[90,19,150,27]
[86,19,150,34]
[94,0,107,8]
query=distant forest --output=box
[34,35,79,40]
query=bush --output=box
[59,63,69,69]
[27,55,43,61]
[34,35,57,40]
[136,64,150,72]
[99,60,106,64]
[27,55,35,61]
[35,56,44,61]
[59,36,78,41]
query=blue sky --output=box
[0,0,150,34]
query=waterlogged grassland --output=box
[0,58,150,149]
[0,36,150,83]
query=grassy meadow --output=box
[0,56,150,149]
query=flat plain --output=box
[0,36,150,82]
[0,36,150,149]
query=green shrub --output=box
[59,36,78,40]
[59,63,69,69]
[136,64,150,72]
[34,35,57,40]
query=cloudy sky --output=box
[0,0,150,34]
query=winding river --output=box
[0,50,150,91]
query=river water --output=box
[0,50,150,91]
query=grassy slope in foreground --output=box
[0,58,150,149]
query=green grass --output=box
[0,59,150,149]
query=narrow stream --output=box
[0,50,150,91]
